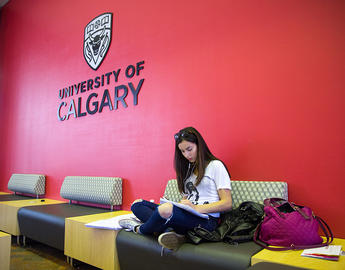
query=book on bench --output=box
[85,213,138,230]
[301,245,342,261]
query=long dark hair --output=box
[174,127,228,193]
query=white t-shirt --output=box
[182,160,231,217]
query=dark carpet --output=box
[10,237,100,270]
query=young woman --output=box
[119,127,232,250]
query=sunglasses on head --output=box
[174,131,194,141]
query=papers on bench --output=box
[301,245,342,261]
[160,198,209,219]
[85,213,138,230]
[85,198,209,230]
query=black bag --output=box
[187,201,264,244]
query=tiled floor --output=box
[10,238,99,270]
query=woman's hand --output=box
[179,199,196,210]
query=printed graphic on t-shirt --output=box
[186,182,199,202]
[186,182,210,205]
[184,160,230,208]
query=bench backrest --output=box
[164,179,288,208]
[7,174,45,197]
[60,176,122,207]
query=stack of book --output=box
[301,245,342,261]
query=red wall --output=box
[0,0,344,237]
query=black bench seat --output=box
[117,230,262,270]
[0,194,38,201]
[18,203,111,250]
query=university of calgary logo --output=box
[83,13,112,70]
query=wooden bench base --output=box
[0,231,11,270]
